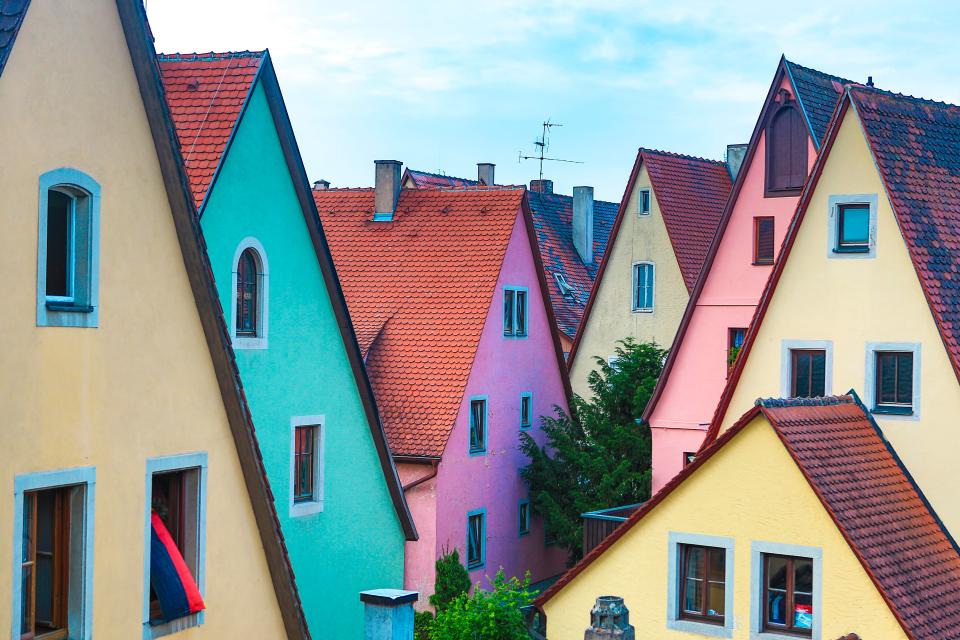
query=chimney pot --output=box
[584,596,635,639]
[374,160,402,221]
[477,163,495,186]
[313,179,330,191]
[573,186,595,265]
[725,144,748,181]
[530,179,553,194]
[867,75,874,87]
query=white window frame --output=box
[864,342,921,420]
[638,188,651,216]
[632,261,655,313]
[289,415,326,517]
[779,340,833,398]
[12,466,96,640]
[230,237,269,350]
[750,541,822,640]
[143,453,208,639]
[826,194,878,259]
[666,532,735,638]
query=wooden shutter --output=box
[754,217,775,264]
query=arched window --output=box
[231,238,269,348]
[766,96,808,195]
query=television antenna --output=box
[518,120,583,181]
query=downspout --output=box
[402,460,439,492]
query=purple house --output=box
[315,161,571,600]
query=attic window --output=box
[554,273,575,297]
[765,96,808,195]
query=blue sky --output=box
[147,1,960,203]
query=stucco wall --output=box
[0,0,287,637]
[543,417,906,640]
[570,165,689,397]
[717,107,960,537]
[404,211,569,601]
[649,75,815,492]
[199,81,406,639]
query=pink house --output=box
[644,57,852,492]
[314,162,570,601]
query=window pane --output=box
[810,352,826,396]
[794,592,813,630]
[794,558,813,593]
[685,546,704,579]
[707,581,725,616]
[708,549,725,582]
[516,291,527,335]
[839,204,869,245]
[897,352,914,403]
[237,250,258,335]
[46,190,73,297]
[470,401,484,451]
[503,290,515,335]
[793,352,811,397]
[521,396,530,426]
[683,577,703,614]
[767,555,788,591]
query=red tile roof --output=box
[157,51,263,209]
[539,395,960,639]
[566,148,730,366]
[405,169,478,189]
[314,187,529,457]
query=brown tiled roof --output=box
[539,395,960,639]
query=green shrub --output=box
[415,610,435,640]
[430,570,535,640]
[430,548,471,612]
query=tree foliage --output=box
[520,338,667,563]
[430,571,535,640]
[430,548,471,612]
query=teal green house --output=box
[158,50,416,638]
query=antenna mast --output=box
[519,119,583,181]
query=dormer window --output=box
[554,273,575,297]
[765,91,807,196]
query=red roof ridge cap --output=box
[639,147,726,166]
[156,50,266,61]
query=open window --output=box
[466,510,486,569]
[728,328,747,374]
[469,397,487,455]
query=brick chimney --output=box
[573,186,594,265]
[477,163,495,186]
[530,179,553,194]
[374,160,402,221]
[725,144,748,182]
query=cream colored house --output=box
[568,148,733,396]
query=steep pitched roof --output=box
[315,186,570,457]
[539,395,960,639]
[0,0,28,76]
[566,148,730,365]
[642,57,849,422]
[157,51,417,540]
[157,51,264,209]
[0,3,309,636]
[404,168,619,340]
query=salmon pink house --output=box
[644,57,853,492]
[315,164,571,600]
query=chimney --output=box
[866,75,874,87]
[477,163,495,186]
[573,186,594,265]
[530,179,553,194]
[725,144,748,181]
[584,596,635,640]
[313,179,330,191]
[360,589,418,640]
[374,160,402,221]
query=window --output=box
[520,393,532,429]
[518,500,531,536]
[289,417,325,516]
[762,554,814,637]
[632,262,654,312]
[639,188,651,215]
[680,544,726,625]
[37,169,101,328]
[13,467,95,640]
[754,216,775,265]
[469,398,487,454]
[667,533,734,636]
[144,454,207,638]
[683,452,697,467]
[503,287,528,337]
[294,426,317,502]
[766,96,807,195]
[790,349,826,398]
[728,328,747,373]
[231,238,269,349]
[466,510,485,569]
[554,272,575,297]
[866,343,920,418]
[827,195,878,259]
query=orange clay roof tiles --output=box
[314,187,526,457]
[157,51,263,209]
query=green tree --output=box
[430,548,471,612]
[520,337,667,563]
[430,571,535,640]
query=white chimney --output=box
[374,160,401,221]
[313,179,330,191]
[477,163,495,186]
[725,144,748,181]
[573,186,594,265]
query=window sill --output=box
[764,187,802,198]
[466,563,484,572]
[632,308,654,314]
[752,260,774,266]
[751,630,812,640]
[289,499,324,518]
[873,405,914,416]
[667,617,732,638]
[45,301,94,313]
[232,335,268,350]
[833,246,870,254]
[145,612,202,639]
[468,449,487,457]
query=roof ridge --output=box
[409,168,475,180]
[850,83,960,111]
[756,395,853,408]
[783,57,854,85]
[639,147,726,165]
[157,50,266,61]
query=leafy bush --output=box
[415,610,435,640]
[430,571,535,640]
[430,548,471,612]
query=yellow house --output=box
[537,395,960,640]
[0,1,305,638]
[709,85,960,540]
[567,149,732,397]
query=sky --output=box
[146,1,960,203]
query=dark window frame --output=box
[765,97,808,197]
[727,328,747,375]
[520,394,532,429]
[639,188,651,215]
[518,501,531,537]
[20,487,72,640]
[466,511,485,568]
[678,544,726,626]
[753,216,775,265]
[236,248,259,337]
[469,398,487,454]
[790,349,826,398]
[874,351,914,414]
[762,554,814,637]
[834,203,871,253]
[293,425,318,503]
